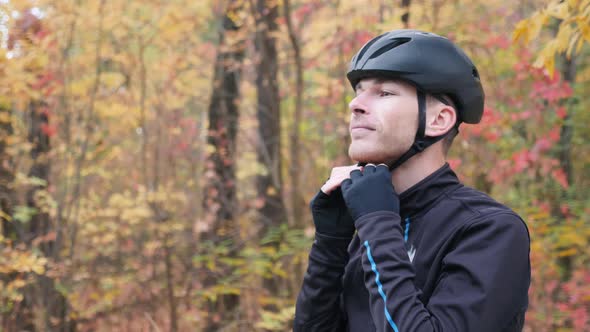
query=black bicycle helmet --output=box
[347,29,484,169]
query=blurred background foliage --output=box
[0,0,588,331]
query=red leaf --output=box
[355,31,374,45]
[520,111,532,119]
[552,168,569,189]
[483,131,500,142]
[485,35,510,49]
[512,150,530,173]
[447,158,462,169]
[177,142,188,152]
[572,307,588,331]
[38,106,51,117]
[549,128,561,142]
[539,202,551,214]
[560,203,570,216]
[532,138,552,154]
[556,106,567,119]
[31,72,55,90]
[40,123,57,137]
[531,73,573,102]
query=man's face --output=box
[348,78,418,164]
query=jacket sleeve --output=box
[355,211,530,332]
[293,232,350,332]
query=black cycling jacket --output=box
[294,164,530,332]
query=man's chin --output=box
[349,146,391,165]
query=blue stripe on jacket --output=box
[364,240,399,332]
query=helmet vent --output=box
[472,67,480,79]
[368,37,411,60]
[355,33,387,66]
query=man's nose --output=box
[349,95,368,115]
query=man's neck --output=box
[391,150,446,194]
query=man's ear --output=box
[425,104,457,138]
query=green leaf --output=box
[13,206,38,223]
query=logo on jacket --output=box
[407,244,416,263]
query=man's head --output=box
[348,78,459,164]
[346,30,483,169]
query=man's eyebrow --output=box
[375,78,404,86]
[355,78,403,91]
[356,80,381,91]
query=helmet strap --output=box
[386,90,448,170]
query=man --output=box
[294,30,530,332]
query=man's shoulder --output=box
[449,184,512,211]
[442,184,527,230]
[412,184,529,258]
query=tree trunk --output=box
[401,0,411,27]
[282,0,308,300]
[0,103,33,332]
[203,11,243,229]
[283,0,305,227]
[559,55,575,186]
[253,0,286,227]
[253,0,287,303]
[201,1,245,330]
[4,9,74,331]
[26,101,72,332]
[0,104,15,240]
[163,237,178,332]
[555,54,576,282]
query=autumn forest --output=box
[0,0,589,331]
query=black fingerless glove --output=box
[341,164,400,220]
[310,188,356,239]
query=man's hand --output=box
[320,165,362,194]
[311,165,361,238]
[341,164,400,221]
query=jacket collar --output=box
[399,163,462,218]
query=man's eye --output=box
[379,91,394,97]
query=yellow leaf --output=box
[567,32,581,56]
[206,143,216,155]
[556,24,575,53]
[547,1,570,20]
[266,186,277,196]
[0,111,11,123]
[557,248,578,257]
[0,209,12,222]
[533,55,553,74]
[9,278,26,289]
[576,65,590,82]
[31,264,45,275]
[579,19,590,42]
[101,72,126,90]
[0,96,10,108]
[260,246,277,256]
[206,260,217,272]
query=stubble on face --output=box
[348,122,416,164]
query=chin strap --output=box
[357,90,454,170]
[385,90,429,170]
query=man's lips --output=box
[350,125,376,130]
